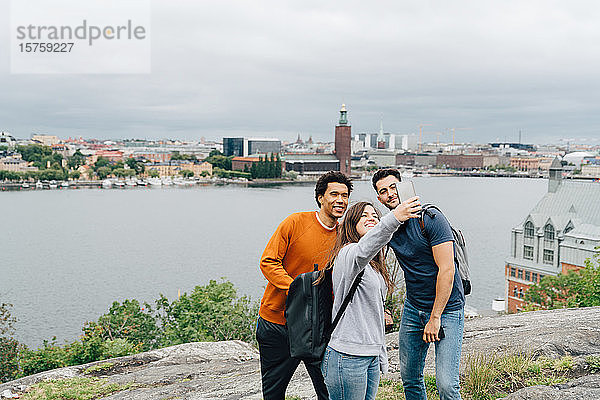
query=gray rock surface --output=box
[385,306,600,377]
[504,375,600,400]
[0,341,316,399]
[1,306,600,399]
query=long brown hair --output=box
[316,201,392,290]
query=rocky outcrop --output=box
[505,375,600,399]
[386,305,600,377]
[1,307,599,399]
[0,341,315,399]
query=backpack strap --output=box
[418,204,440,239]
[328,270,365,336]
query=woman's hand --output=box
[392,196,421,222]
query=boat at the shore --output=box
[148,178,162,186]
[102,179,112,189]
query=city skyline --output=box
[2,1,600,144]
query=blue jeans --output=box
[321,346,380,400]
[399,299,464,400]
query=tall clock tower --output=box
[335,104,351,176]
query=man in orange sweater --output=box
[257,171,353,400]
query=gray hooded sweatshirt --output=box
[329,211,402,374]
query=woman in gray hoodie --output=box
[319,198,421,400]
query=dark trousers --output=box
[256,316,329,400]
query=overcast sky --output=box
[2,0,600,144]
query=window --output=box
[539,274,545,281]
[518,269,523,279]
[543,249,554,265]
[544,224,555,247]
[524,245,534,260]
[544,224,555,240]
[510,267,516,277]
[513,287,518,297]
[519,289,523,298]
[525,271,531,281]
[524,221,535,238]
[532,272,538,282]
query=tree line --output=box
[0,280,258,383]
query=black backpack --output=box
[418,204,472,296]
[284,264,364,361]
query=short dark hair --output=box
[315,171,353,207]
[371,168,402,191]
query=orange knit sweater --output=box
[259,211,338,325]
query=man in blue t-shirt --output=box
[373,169,464,400]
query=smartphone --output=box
[395,181,417,203]
[438,326,445,340]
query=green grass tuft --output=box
[21,377,132,400]
[586,355,600,372]
[83,362,115,375]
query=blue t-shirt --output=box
[389,208,465,312]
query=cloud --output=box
[1,0,599,143]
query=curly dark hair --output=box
[371,168,402,191]
[314,171,353,207]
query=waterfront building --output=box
[91,150,125,164]
[0,132,17,150]
[563,152,597,168]
[437,155,484,170]
[396,153,416,166]
[510,156,553,172]
[247,138,281,156]
[134,151,172,163]
[504,158,600,312]
[490,142,536,152]
[223,137,281,157]
[335,104,351,175]
[581,165,600,178]
[146,161,212,177]
[365,150,396,167]
[223,137,245,157]
[0,155,36,172]
[284,154,340,175]
[231,156,260,172]
[31,134,60,146]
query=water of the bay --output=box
[0,177,547,348]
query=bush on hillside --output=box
[1,280,259,383]
[524,248,600,310]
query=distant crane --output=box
[448,127,472,146]
[418,123,432,153]
[422,131,445,147]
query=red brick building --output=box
[231,156,260,172]
[436,155,484,170]
[335,104,351,176]
[504,159,600,312]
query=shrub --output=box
[524,248,600,310]
[0,337,19,382]
[0,300,19,383]
[155,279,258,347]
[85,299,157,351]
[2,280,259,381]
[19,338,69,377]
[101,339,139,359]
